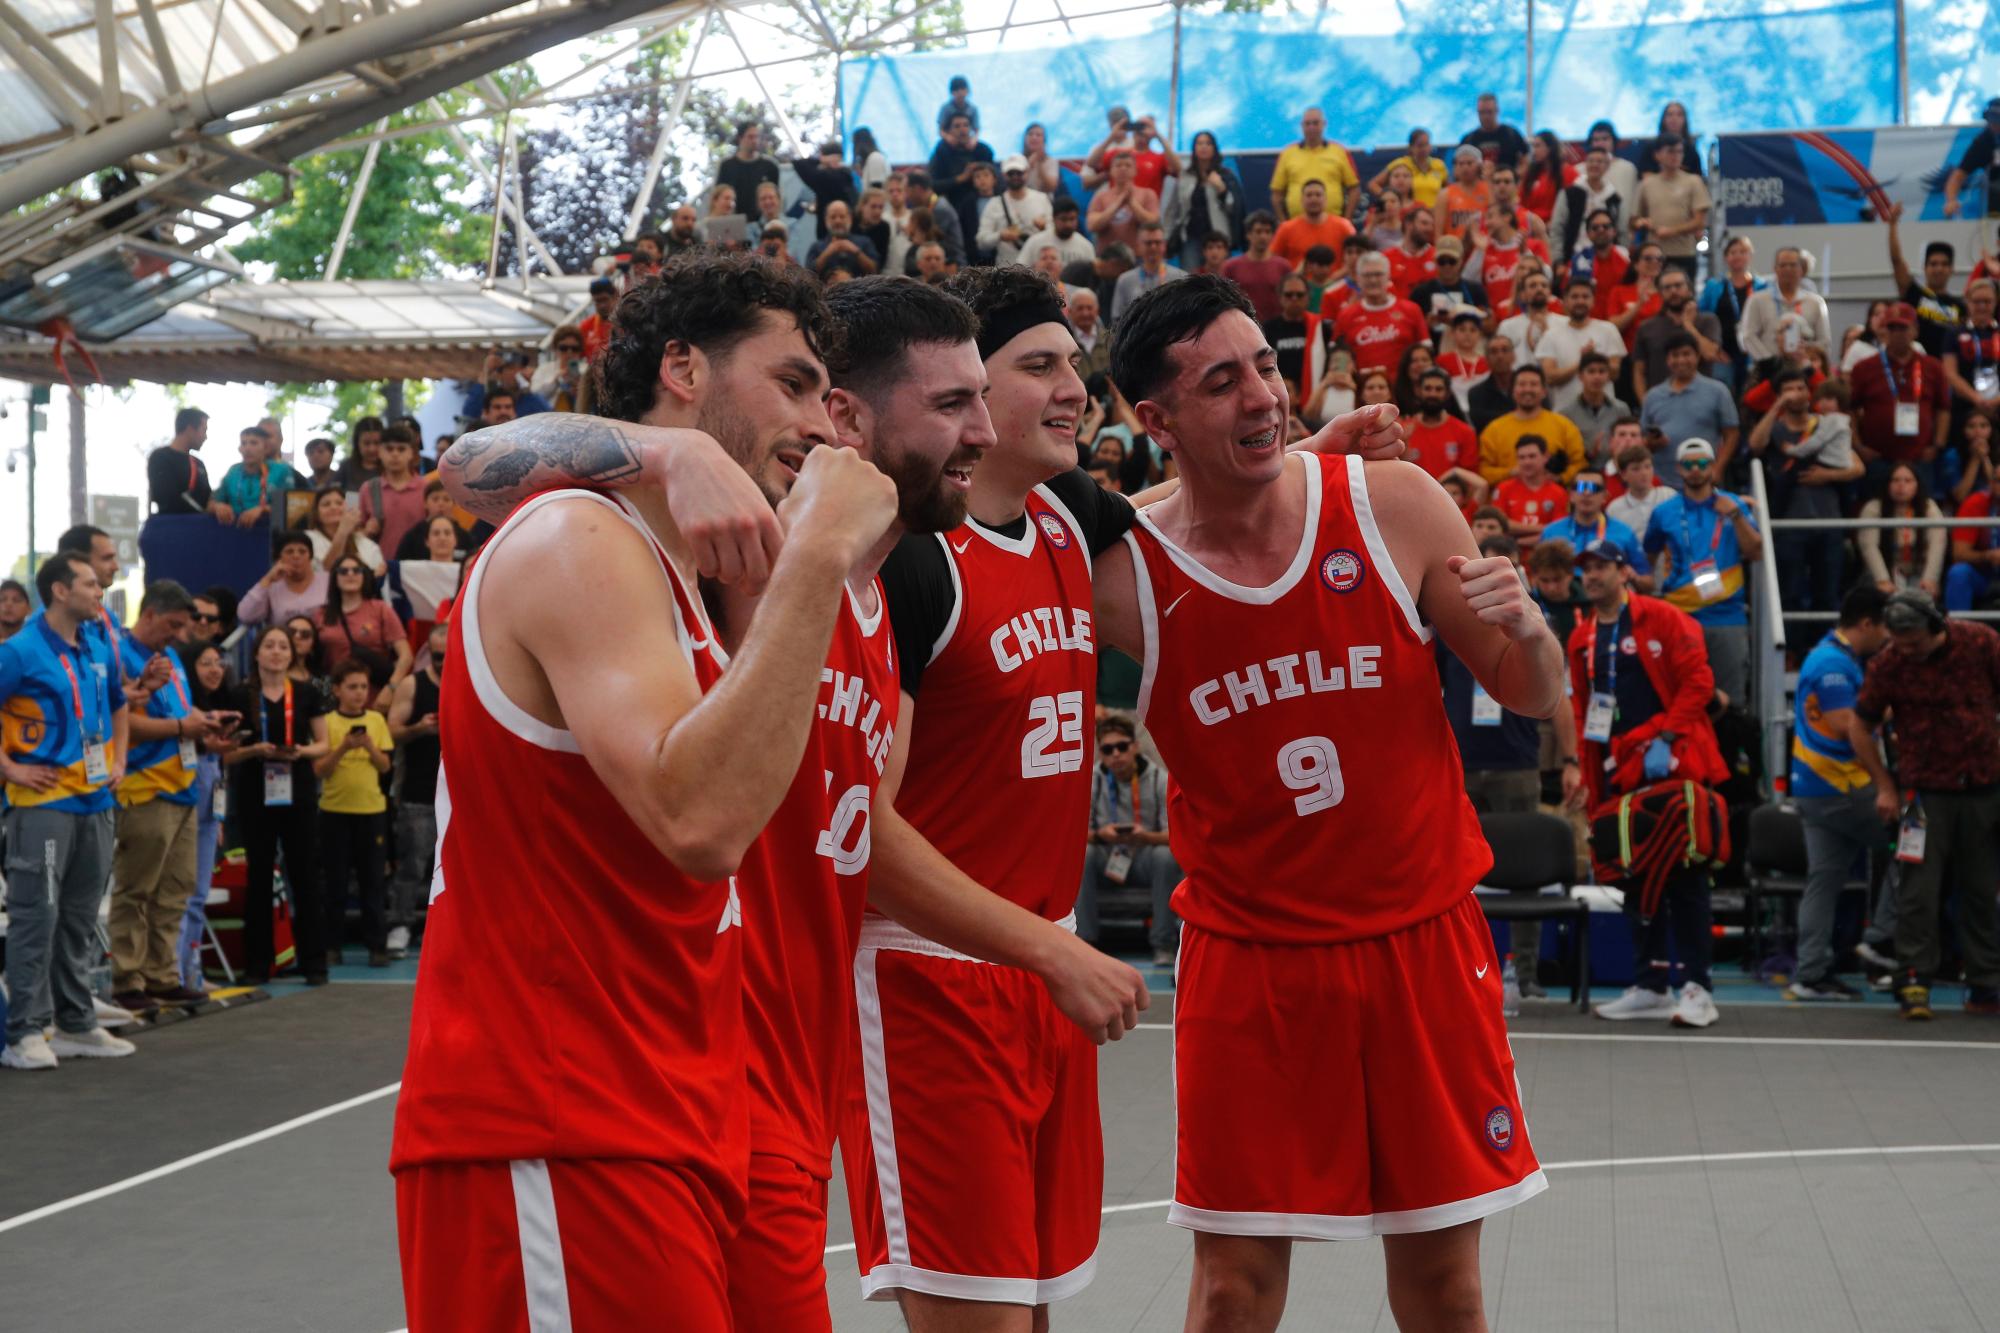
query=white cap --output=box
[1675,437,1716,463]
[1002,154,1029,174]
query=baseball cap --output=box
[1002,154,1029,174]
[589,276,616,294]
[1675,437,1716,463]
[1883,301,1918,327]
[1448,304,1487,326]
[1576,537,1627,565]
[1436,235,1465,259]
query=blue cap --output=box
[589,277,616,293]
[1577,537,1627,565]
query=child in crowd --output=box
[315,659,395,970]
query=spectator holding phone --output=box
[315,659,394,969]
[1075,717,1180,968]
[176,642,233,990]
[225,625,330,985]
[306,487,386,578]
[386,623,446,958]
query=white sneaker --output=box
[48,1027,136,1059]
[387,925,411,954]
[2,1033,58,1070]
[94,996,138,1028]
[1855,939,1896,973]
[1593,985,1677,1021]
[1670,982,1721,1029]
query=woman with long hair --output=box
[1394,341,1457,418]
[1953,408,1996,506]
[1521,130,1573,222]
[1021,122,1062,195]
[856,187,892,263]
[901,207,945,277]
[851,126,888,190]
[1700,234,1766,388]
[285,614,329,702]
[175,642,238,990]
[306,487,385,578]
[1368,126,1447,208]
[1172,130,1246,271]
[1858,461,1945,597]
[1839,300,1893,374]
[225,625,331,985]
[314,558,411,703]
[1640,100,1702,176]
[698,184,742,249]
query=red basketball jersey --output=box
[737,580,897,1175]
[1124,453,1491,944]
[1334,297,1428,374]
[891,486,1097,920]
[391,490,746,1230]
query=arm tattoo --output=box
[441,416,646,519]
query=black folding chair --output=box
[1477,811,1591,1012]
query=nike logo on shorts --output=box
[1476,963,1489,978]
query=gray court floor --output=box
[2,978,1998,1332]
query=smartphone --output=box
[233,728,257,745]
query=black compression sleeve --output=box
[878,532,955,697]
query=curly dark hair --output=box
[942,264,1067,329]
[823,276,978,403]
[592,252,837,423]
[1107,272,1255,405]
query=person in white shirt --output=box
[1496,268,1560,364]
[883,172,915,277]
[1607,431,1673,538]
[1018,196,1096,272]
[1551,146,1628,265]
[1740,245,1832,370]
[1538,275,1628,409]
[1069,288,1109,376]
[1586,121,1641,209]
[978,154,1053,268]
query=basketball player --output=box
[1092,275,1563,1332]
[439,273,1153,1330]
[390,257,898,1332]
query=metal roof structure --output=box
[0,273,594,383]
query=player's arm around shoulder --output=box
[1365,458,1565,718]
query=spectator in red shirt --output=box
[1384,206,1438,298]
[577,278,617,360]
[314,559,412,703]
[1943,278,2000,419]
[1470,203,1549,320]
[1610,241,1667,354]
[1493,434,1568,546]
[1220,211,1292,321]
[1406,367,1481,483]
[1333,252,1428,375]
[1520,130,1575,223]
[1849,302,1951,472]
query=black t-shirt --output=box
[1438,643,1540,773]
[716,156,779,222]
[1956,129,2000,217]
[1261,315,1329,396]
[1460,124,1529,172]
[1468,377,1514,437]
[1411,277,1490,325]
[230,678,326,811]
[148,445,211,514]
[400,669,443,805]
[1903,281,1966,361]
[880,467,1136,697]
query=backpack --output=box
[1589,778,1732,920]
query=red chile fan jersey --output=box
[1123,453,1492,944]
[891,486,1097,921]
[736,581,898,1175]
[391,490,746,1229]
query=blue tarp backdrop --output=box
[839,3,1916,164]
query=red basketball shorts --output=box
[396,1157,729,1331]
[1171,894,1547,1238]
[841,917,1102,1304]
[722,1151,833,1333]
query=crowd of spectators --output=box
[7,82,2000,1068]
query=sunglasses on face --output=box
[557,344,583,354]
[1679,459,1713,471]
[1100,741,1132,755]
[336,565,365,575]
[192,611,219,624]
[1573,479,1604,493]
[290,627,314,638]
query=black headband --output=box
[976,297,1071,362]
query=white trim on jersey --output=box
[1344,453,1432,644]
[1031,481,1094,575]
[927,533,966,667]
[845,577,884,637]
[1166,1169,1548,1242]
[508,1158,575,1332]
[460,492,586,754]
[966,510,1038,558]
[1129,451,1323,605]
[428,761,452,904]
[1123,532,1161,725]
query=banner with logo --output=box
[1716,126,1986,227]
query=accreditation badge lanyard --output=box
[168,666,197,770]
[1883,350,1923,437]
[1101,768,1142,884]
[261,679,295,807]
[1973,327,2000,398]
[1583,608,1623,744]
[58,647,110,784]
[1683,500,1729,602]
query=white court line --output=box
[822,1141,2000,1255]
[1131,1022,2000,1050]
[0,1081,402,1236]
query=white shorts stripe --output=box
[852,948,911,1268]
[1167,1169,1549,1241]
[509,1159,573,1333]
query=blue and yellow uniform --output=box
[1790,628,1871,796]
[0,611,126,812]
[115,634,197,809]
[1645,489,1758,627]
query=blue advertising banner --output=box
[1715,126,1986,227]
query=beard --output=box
[696,395,788,509]
[878,438,974,534]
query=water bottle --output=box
[1501,954,1521,1017]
